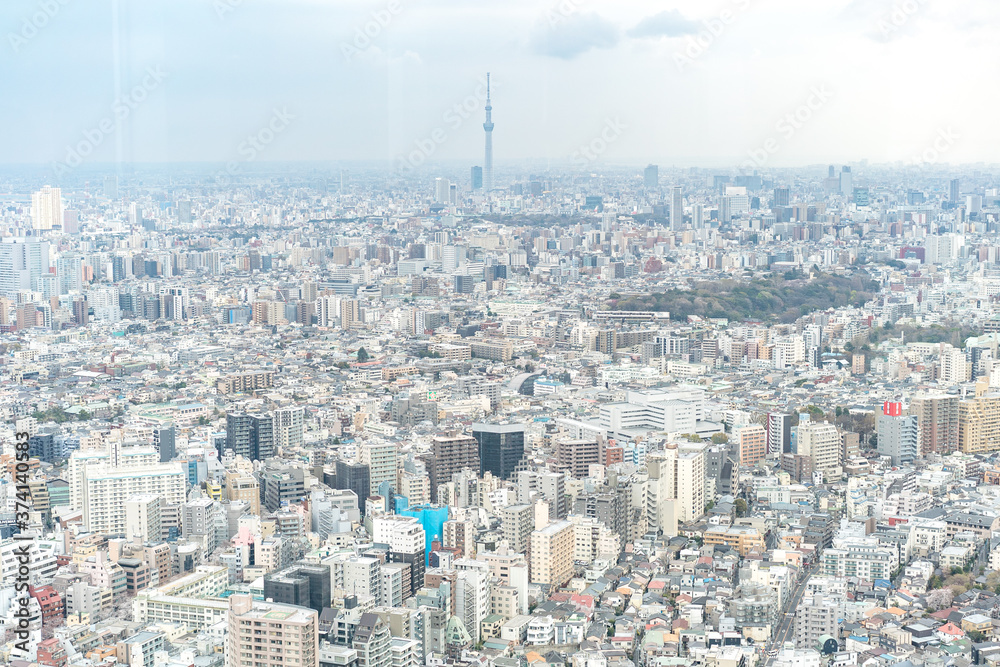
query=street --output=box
[763,561,820,665]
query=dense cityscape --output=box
[4,150,1000,667]
[5,2,1000,667]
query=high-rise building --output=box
[909,394,959,455]
[692,203,705,228]
[72,296,88,326]
[73,444,187,535]
[454,274,475,294]
[335,460,371,510]
[950,178,960,203]
[940,347,971,385]
[643,164,658,189]
[360,441,398,494]
[442,245,466,274]
[224,413,274,461]
[877,402,919,466]
[483,72,494,191]
[958,394,1000,454]
[646,444,705,535]
[260,462,306,511]
[341,556,381,600]
[555,438,599,479]
[473,423,525,480]
[31,186,63,231]
[226,594,319,667]
[57,253,84,294]
[773,187,790,207]
[596,329,616,355]
[434,177,451,204]
[795,422,841,477]
[737,424,767,467]
[341,298,359,329]
[852,354,866,375]
[841,431,860,462]
[670,186,684,230]
[501,504,535,556]
[104,175,118,199]
[454,559,491,643]
[793,593,840,650]
[840,166,853,196]
[0,239,50,297]
[372,515,426,595]
[471,166,483,190]
[227,470,261,516]
[529,520,574,587]
[274,406,305,450]
[182,497,224,554]
[263,564,331,613]
[124,493,162,543]
[516,470,568,520]
[353,612,391,667]
[423,433,479,496]
[153,425,176,463]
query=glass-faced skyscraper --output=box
[473,423,525,480]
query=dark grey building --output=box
[29,433,57,463]
[335,461,371,513]
[225,412,274,461]
[264,563,331,613]
[259,463,306,511]
[154,425,176,463]
[454,274,475,294]
[472,423,525,481]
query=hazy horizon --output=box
[2,0,996,171]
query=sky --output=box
[1,0,998,171]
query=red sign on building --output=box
[883,401,902,417]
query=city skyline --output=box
[7,3,1000,666]
[1,0,998,170]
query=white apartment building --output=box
[360,442,398,493]
[646,443,706,533]
[793,593,841,649]
[82,460,187,535]
[455,559,491,643]
[821,539,898,581]
[68,445,161,511]
[274,406,305,449]
[133,593,228,631]
[795,422,841,476]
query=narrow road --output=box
[763,561,819,665]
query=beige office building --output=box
[796,422,841,476]
[909,394,959,455]
[959,394,1000,454]
[227,594,318,667]
[31,186,63,231]
[529,519,574,587]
